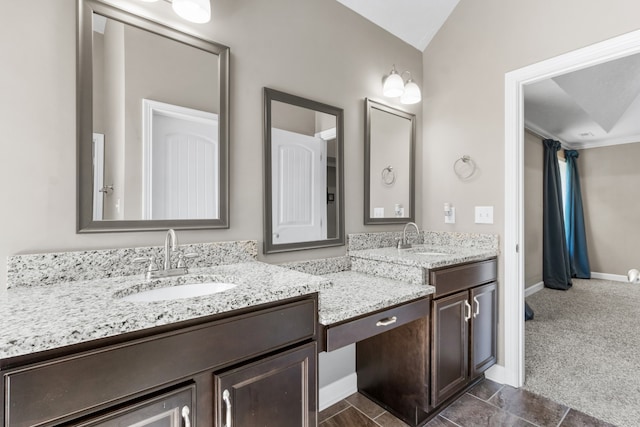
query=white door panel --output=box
[142,100,218,220]
[272,128,326,244]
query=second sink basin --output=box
[122,282,237,302]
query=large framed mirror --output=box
[364,99,416,224]
[263,88,345,253]
[77,0,229,232]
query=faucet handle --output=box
[133,256,159,273]
[177,252,199,269]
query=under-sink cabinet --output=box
[1,295,317,427]
[430,259,497,407]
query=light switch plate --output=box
[374,207,385,218]
[475,206,493,224]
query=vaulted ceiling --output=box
[335,0,460,51]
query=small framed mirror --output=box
[364,99,415,224]
[77,0,229,232]
[263,88,345,253]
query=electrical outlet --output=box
[475,206,493,224]
[445,207,455,224]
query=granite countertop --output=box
[0,261,332,360]
[318,271,435,325]
[349,244,498,270]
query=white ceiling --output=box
[335,0,460,51]
[524,53,640,149]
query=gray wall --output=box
[524,131,543,288]
[580,142,640,275]
[0,0,422,288]
[421,0,640,364]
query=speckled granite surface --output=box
[348,230,498,252]
[350,244,498,285]
[347,231,423,251]
[7,240,257,288]
[0,261,331,359]
[318,271,434,325]
[350,258,424,285]
[423,231,499,250]
[281,257,351,275]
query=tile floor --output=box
[318,378,615,427]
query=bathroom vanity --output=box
[0,250,330,427]
[1,234,499,427]
[345,242,498,426]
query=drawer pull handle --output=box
[181,405,191,427]
[473,296,480,318]
[223,389,232,427]
[464,300,472,322]
[376,316,397,327]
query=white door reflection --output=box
[143,100,218,220]
[271,128,327,244]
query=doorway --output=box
[501,28,640,387]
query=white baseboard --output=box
[318,373,357,411]
[591,272,628,282]
[524,281,544,297]
[484,364,511,386]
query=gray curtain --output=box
[543,139,572,290]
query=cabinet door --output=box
[431,291,469,408]
[75,386,194,426]
[215,343,316,427]
[470,282,498,377]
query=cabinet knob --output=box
[181,405,191,427]
[473,296,480,318]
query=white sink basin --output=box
[122,282,237,302]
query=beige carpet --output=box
[524,278,640,427]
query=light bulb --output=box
[383,68,405,98]
[172,0,211,23]
[400,80,421,104]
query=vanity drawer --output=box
[4,297,316,427]
[430,258,497,298]
[325,297,430,352]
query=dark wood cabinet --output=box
[215,343,316,427]
[354,259,497,426]
[1,295,318,427]
[431,291,469,407]
[430,260,497,408]
[471,282,498,377]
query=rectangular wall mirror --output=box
[364,99,416,224]
[263,88,345,253]
[77,0,229,232]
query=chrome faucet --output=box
[134,229,198,279]
[398,222,420,249]
[164,228,177,270]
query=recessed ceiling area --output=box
[524,53,640,149]
[335,0,460,51]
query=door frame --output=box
[501,28,640,387]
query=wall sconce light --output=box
[382,65,422,105]
[138,0,211,24]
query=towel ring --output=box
[381,165,396,185]
[453,155,476,180]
